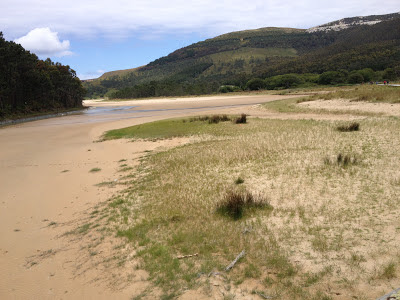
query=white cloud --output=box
[14,27,72,57]
[2,0,399,40]
[77,70,106,80]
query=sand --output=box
[0,94,299,299]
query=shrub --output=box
[336,122,360,132]
[217,189,272,220]
[235,177,244,184]
[265,74,303,89]
[235,114,247,124]
[209,114,230,124]
[218,85,240,93]
[246,78,266,90]
[189,115,231,124]
[318,71,348,85]
[348,72,364,84]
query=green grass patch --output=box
[102,115,248,140]
[89,167,101,173]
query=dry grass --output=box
[72,112,400,298]
[305,85,400,103]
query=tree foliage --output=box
[0,32,85,119]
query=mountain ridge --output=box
[84,12,400,98]
[307,12,400,33]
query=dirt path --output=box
[0,94,301,300]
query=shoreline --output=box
[0,107,89,127]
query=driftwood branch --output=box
[176,253,198,259]
[376,287,400,300]
[225,250,245,271]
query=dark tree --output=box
[0,32,85,119]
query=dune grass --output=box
[77,114,400,299]
[304,85,400,103]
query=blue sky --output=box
[1,0,399,79]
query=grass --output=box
[379,262,397,279]
[102,114,249,140]
[305,85,400,103]
[336,122,360,132]
[216,188,272,220]
[234,113,247,124]
[263,85,400,116]
[71,108,400,298]
[324,153,358,167]
[89,167,101,173]
[263,96,381,117]
[234,177,244,184]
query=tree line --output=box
[0,32,85,120]
[108,67,399,99]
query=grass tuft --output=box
[336,122,360,132]
[208,114,230,124]
[234,113,247,124]
[89,167,101,173]
[217,189,272,220]
[324,153,358,167]
[188,114,231,124]
[234,177,244,184]
[380,262,397,279]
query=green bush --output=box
[246,78,266,90]
[348,72,364,84]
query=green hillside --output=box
[84,13,400,99]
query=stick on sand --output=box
[225,250,245,271]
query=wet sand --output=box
[0,94,297,299]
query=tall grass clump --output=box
[217,189,272,220]
[189,114,230,124]
[234,113,247,124]
[209,114,230,124]
[336,122,360,132]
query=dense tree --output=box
[0,32,85,119]
[265,74,303,89]
[348,72,364,84]
[245,78,266,90]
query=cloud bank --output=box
[2,0,399,39]
[14,27,72,57]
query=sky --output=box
[1,1,399,79]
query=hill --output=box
[83,12,400,99]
